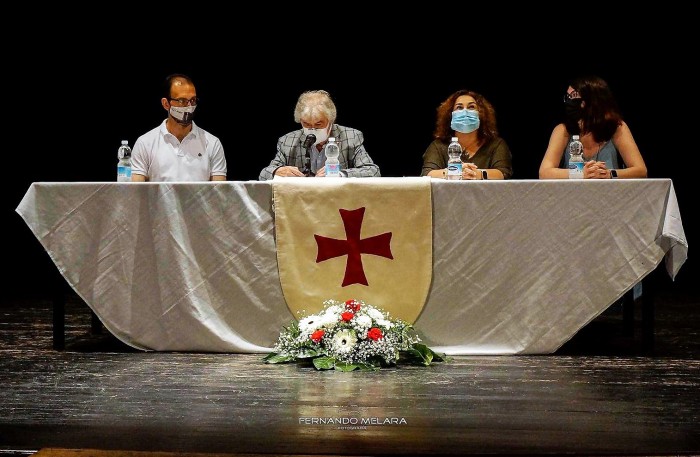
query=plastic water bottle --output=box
[324,137,340,177]
[117,140,132,182]
[446,137,462,180]
[568,135,584,179]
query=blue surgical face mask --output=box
[451,109,480,134]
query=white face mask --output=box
[169,105,196,125]
[303,124,331,145]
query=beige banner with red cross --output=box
[272,177,432,322]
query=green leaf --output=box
[404,343,451,365]
[263,353,295,364]
[283,322,301,337]
[334,361,360,372]
[297,348,320,358]
[401,346,432,366]
[431,351,451,362]
[313,356,336,370]
[414,343,434,365]
[408,348,431,366]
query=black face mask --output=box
[564,98,583,134]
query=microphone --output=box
[302,134,316,150]
[301,134,316,177]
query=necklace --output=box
[462,140,481,159]
[585,142,604,162]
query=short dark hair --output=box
[163,73,195,99]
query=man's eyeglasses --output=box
[563,91,581,103]
[169,97,199,106]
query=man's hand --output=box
[275,166,305,177]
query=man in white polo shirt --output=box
[131,74,227,182]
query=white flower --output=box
[366,307,385,321]
[332,329,357,354]
[325,304,343,316]
[318,312,339,329]
[377,319,394,329]
[353,314,372,333]
[298,315,321,334]
[322,306,341,322]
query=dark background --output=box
[3,15,695,302]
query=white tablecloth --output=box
[16,179,687,354]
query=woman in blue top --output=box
[539,75,647,179]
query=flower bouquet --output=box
[264,299,448,371]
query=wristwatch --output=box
[610,169,618,179]
[481,170,488,180]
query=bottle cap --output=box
[121,140,129,145]
[452,137,458,142]
[572,135,579,140]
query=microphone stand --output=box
[300,134,316,177]
[302,150,312,177]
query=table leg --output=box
[52,271,65,351]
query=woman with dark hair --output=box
[539,75,647,179]
[421,90,513,180]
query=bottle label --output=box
[447,162,462,180]
[326,163,341,177]
[117,166,132,182]
[568,162,584,179]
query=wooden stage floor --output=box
[1,288,699,456]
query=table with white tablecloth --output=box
[16,179,687,354]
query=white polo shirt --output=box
[131,120,227,182]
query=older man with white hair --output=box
[259,90,381,180]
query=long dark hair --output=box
[570,76,623,142]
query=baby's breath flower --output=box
[353,314,372,336]
[377,318,394,329]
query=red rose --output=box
[367,328,383,341]
[341,312,355,322]
[310,329,325,343]
[344,299,361,312]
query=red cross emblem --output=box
[314,207,393,287]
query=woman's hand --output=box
[462,163,479,180]
[584,161,609,179]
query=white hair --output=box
[294,90,337,124]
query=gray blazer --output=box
[259,124,381,180]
